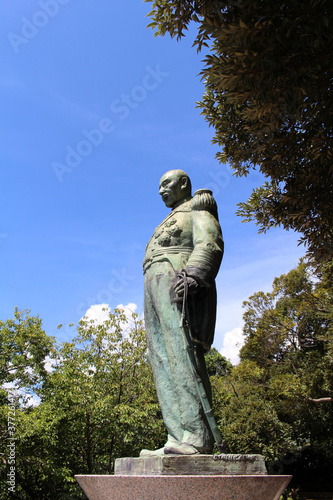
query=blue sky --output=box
[1,1,305,363]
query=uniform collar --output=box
[171,196,192,211]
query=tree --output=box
[237,259,333,491]
[221,368,295,460]
[0,308,164,499]
[0,309,55,499]
[240,259,333,404]
[145,0,333,262]
[0,308,55,397]
[47,309,164,474]
[205,346,232,377]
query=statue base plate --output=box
[114,454,267,476]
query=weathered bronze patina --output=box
[141,170,224,456]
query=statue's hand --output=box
[173,275,200,297]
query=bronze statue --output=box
[141,170,224,456]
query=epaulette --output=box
[191,189,219,220]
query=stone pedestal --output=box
[75,454,292,499]
[75,474,292,500]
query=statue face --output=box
[159,171,187,208]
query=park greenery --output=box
[0,309,165,499]
[145,0,333,263]
[0,258,332,498]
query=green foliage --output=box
[222,390,293,460]
[145,0,333,262]
[211,359,297,461]
[205,346,232,376]
[240,259,333,402]
[210,259,333,491]
[0,308,55,395]
[48,309,164,468]
[0,308,164,499]
[0,309,56,498]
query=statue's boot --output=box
[139,447,165,457]
[164,442,199,455]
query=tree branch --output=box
[307,396,333,403]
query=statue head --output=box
[159,170,192,208]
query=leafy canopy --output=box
[0,308,164,499]
[240,259,333,468]
[145,0,333,262]
[0,308,55,397]
[210,259,333,490]
[240,258,333,403]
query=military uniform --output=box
[143,190,223,453]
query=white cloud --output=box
[3,382,17,392]
[116,302,138,318]
[24,393,41,407]
[81,303,140,337]
[82,303,111,325]
[44,355,57,372]
[220,327,245,366]
[3,383,41,407]
[82,303,138,324]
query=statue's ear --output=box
[181,176,188,189]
